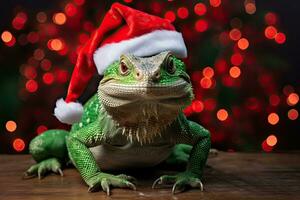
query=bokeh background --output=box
[0,0,299,153]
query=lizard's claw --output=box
[171,178,203,194]
[152,177,162,189]
[152,172,204,194]
[87,173,136,195]
[116,174,137,183]
[23,158,63,179]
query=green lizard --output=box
[24,51,211,195]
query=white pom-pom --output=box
[54,98,83,125]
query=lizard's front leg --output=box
[66,120,136,195]
[153,118,211,194]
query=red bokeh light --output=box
[2,31,16,47]
[36,12,47,23]
[65,3,78,17]
[194,3,207,16]
[262,140,273,152]
[53,12,67,25]
[192,100,204,113]
[237,38,249,50]
[245,3,256,15]
[217,109,228,121]
[1,31,13,43]
[268,113,279,125]
[210,0,221,7]
[12,12,28,30]
[43,72,55,85]
[55,69,69,83]
[151,2,162,14]
[275,32,286,44]
[269,94,280,106]
[229,29,241,41]
[287,93,299,106]
[177,7,189,19]
[27,32,39,43]
[200,77,212,89]
[229,66,241,78]
[265,12,277,25]
[37,125,48,134]
[264,26,277,39]
[26,80,38,93]
[23,66,37,79]
[195,19,208,32]
[288,109,299,120]
[48,39,64,51]
[203,66,214,78]
[164,11,176,22]
[41,59,52,71]
[266,135,277,147]
[6,121,17,133]
[231,53,243,65]
[13,138,25,152]
[34,49,45,61]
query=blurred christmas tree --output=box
[0,0,299,153]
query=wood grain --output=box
[0,152,299,200]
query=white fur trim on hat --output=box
[93,30,187,75]
[54,98,83,125]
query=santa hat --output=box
[54,3,187,124]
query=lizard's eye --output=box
[119,61,129,75]
[166,56,176,74]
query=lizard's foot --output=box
[152,171,203,194]
[23,158,63,179]
[87,172,136,195]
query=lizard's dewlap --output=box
[98,83,192,143]
[98,99,182,143]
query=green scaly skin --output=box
[24,51,211,195]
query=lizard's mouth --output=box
[98,79,193,108]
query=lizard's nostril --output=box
[152,71,160,82]
[135,71,143,80]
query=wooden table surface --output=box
[0,152,299,200]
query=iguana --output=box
[24,51,211,195]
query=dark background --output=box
[0,0,299,153]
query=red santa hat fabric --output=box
[54,3,187,124]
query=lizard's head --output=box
[98,51,194,142]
